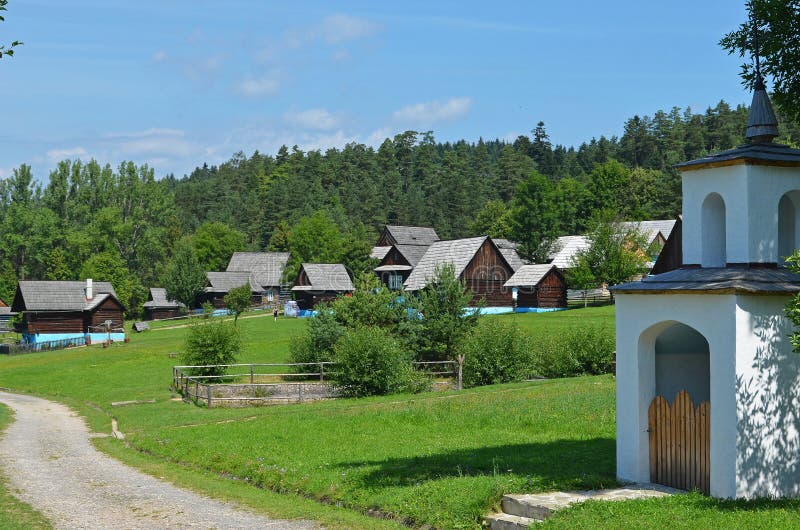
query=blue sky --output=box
[0,1,751,180]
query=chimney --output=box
[86,278,93,301]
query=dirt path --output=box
[0,391,317,529]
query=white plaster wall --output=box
[682,164,800,265]
[682,165,748,265]
[734,295,800,498]
[615,293,737,496]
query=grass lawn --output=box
[0,305,798,528]
[0,405,52,529]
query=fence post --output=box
[173,367,178,390]
[298,384,303,403]
[250,365,254,384]
[206,384,212,408]
[195,380,199,403]
[319,363,324,382]
[456,355,464,391]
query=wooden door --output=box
[648,390,710,494]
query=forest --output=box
[1,99,798,316]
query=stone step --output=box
[485,512,542,529]
[501,495,556,520]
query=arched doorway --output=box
[778,191,800,264]
[644,322,710,493]
[701,193,726,267]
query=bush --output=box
[530,325,614,378]
[289,307,343,369]
[180,319,241,377]
[460,319,532,388]
[333,327,429,397]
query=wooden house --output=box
[0,298,16,332]
[226,252,290,303]
[10,279,126,344]
[291,263,354,309]
[202,272,263,309]
[403,236,516,306]
[651,216,683,275]
[492,238,526,272]
[373,225,440,289]
[142,288,185,320]
[504,264,567,309]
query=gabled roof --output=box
[384,225,439,246]
[612,267,800,294]
[292,264,354,292]
[370,246,392,261]
[226,252,290,287]
[394,244,431,267]
[504,264,559,288]
[619,220,676,246]
[404,236,488,291]
[12,281,119,312]
[143,287,184,309]
[493,238,526,272]
[548,236,591,269]
[205,272,260,293]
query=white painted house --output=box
[613,78,800,498]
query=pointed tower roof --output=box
[745,75,779,144]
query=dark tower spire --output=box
[745,8,779,144]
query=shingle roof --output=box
[619,220,676,246]
[371,246,392,261]
[404,236,488,291]
[385,225,440,246]
[291,264,354,292]
[226,252,290,288]
[504,264,558,287]
[143,287,184,309]
[205,272,260,293]
[612,267,800,294]
[548,236,591,269]
[394,244,431,267]
[675,142,800,170]
[13,281,118,312]
[493,238,526,272]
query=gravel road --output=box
[0,391,317,529]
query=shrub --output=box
[289,306,343,369]
[333,327,428,397]
[180,319,241,377]
[530,325,614,378]
[460,318,533,388]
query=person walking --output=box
[273,306,279,321]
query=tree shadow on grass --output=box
[339,437,617,491]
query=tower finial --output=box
[745,5,779,144]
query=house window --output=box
[388,273,403,290]
[267,290,274,302]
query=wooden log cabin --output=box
[291,263,354,310]
[202,272,264,309]
[504,264,567,309]
[403,236,518,306]
[372,225,439,290]
[142,287,185,320]
[11,279,126,344]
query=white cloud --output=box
[283,108,340,131]
[236,76,280,97]
[392,97,473,127]
[46,147,88,162]
[285,14,381,47]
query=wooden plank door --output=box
[648,390,709,494]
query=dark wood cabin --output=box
[504,264,568,308]
[403,236,516,306]
[11,280,125,338]
[202,272,264,309]
[226,252,290,303]
[142,287,185,320]
[291,263,354,310]
[651,216,683,275]
[373,225,440,290]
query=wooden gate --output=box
[648,390,709,494]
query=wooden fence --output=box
[0,336,87,355]
[173,358,463,407]
[567,288,613,308]
[648,390,710,494]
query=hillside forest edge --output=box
[2,102,798,317]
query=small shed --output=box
[202,272,262,309]
[226,252,290,303]
[291,264,354,309]
[142,288,185,320]
[504,264,567,309]
[11,279,126,344]
[0,298,16,332]
[404,236,516,307]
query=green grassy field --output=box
[0,405,51,530]
[0,306,798,528]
